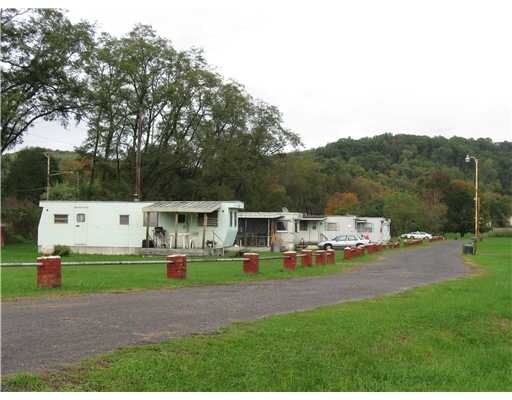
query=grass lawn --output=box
[1,242,383,299]
[2,238,510,391]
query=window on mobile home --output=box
[299,221,308,231]
[198,211,218,227]
[119,215,130,225]
[276,220,288,232]
[229,210,238,228]
[54,214,68,224]
[356,222,373,232]
[76,213,86,223]
[327,223,338,231]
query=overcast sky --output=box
[11,0,512,152]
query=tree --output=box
[1,8,93,152]
[382,192,425,236]
[324,192,359,215]
[482,192,512,228]
[4,147,60,204]
[443,180,474,236]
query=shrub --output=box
[53,245,71,257]
[4,231,26,244]
[1,206,41,241]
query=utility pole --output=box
[76,172,80,200]
[465,154,479,253]
[475,157,479,239]
[45,152,50,200]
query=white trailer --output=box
[38,200,244,255]
[322,215,391,243]
[237,210,392,249]
[237,211,325,250]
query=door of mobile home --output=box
[74,207,88,245]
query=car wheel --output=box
[324,244,333,250]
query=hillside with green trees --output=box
[1,9,511,241]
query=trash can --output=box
[463,244,474,255]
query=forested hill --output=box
[260,133,512,235]
[313,134,512,196]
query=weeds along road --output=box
[1,241,469,375]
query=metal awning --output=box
[238,212,284,219]
[297,216,326,221]
[142,201,222,213]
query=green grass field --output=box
[1,242,381,299]
[2,238,510,391]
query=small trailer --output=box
[236,211,325,250]
[323,216,391,243]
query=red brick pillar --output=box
[243,253,259,274]
[343,247,352,260]
[326,249,336,264]
[315,250,326,265]
[301,250,313,267]
[283,251,297,271]
[167,254,187,279]
[37,256,62,288]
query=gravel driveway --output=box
[1,240,469,375]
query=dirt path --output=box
[1,241,468,375]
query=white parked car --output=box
[318,234,370,250]
[400,231,432,240]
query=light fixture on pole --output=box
[465,154,479,247]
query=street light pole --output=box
[465,154,479,246]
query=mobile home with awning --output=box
[237,210,391,250]
[37,200,244,255]
[236,210,326,250]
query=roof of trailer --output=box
[238,212,287,219]
[142,201,229,213]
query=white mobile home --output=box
[38,200,244,255]
[236,211,326,250]
[237,210,391,249]
[322,215,391,243]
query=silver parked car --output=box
[318,234,370,250]
[400,231,432,240]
